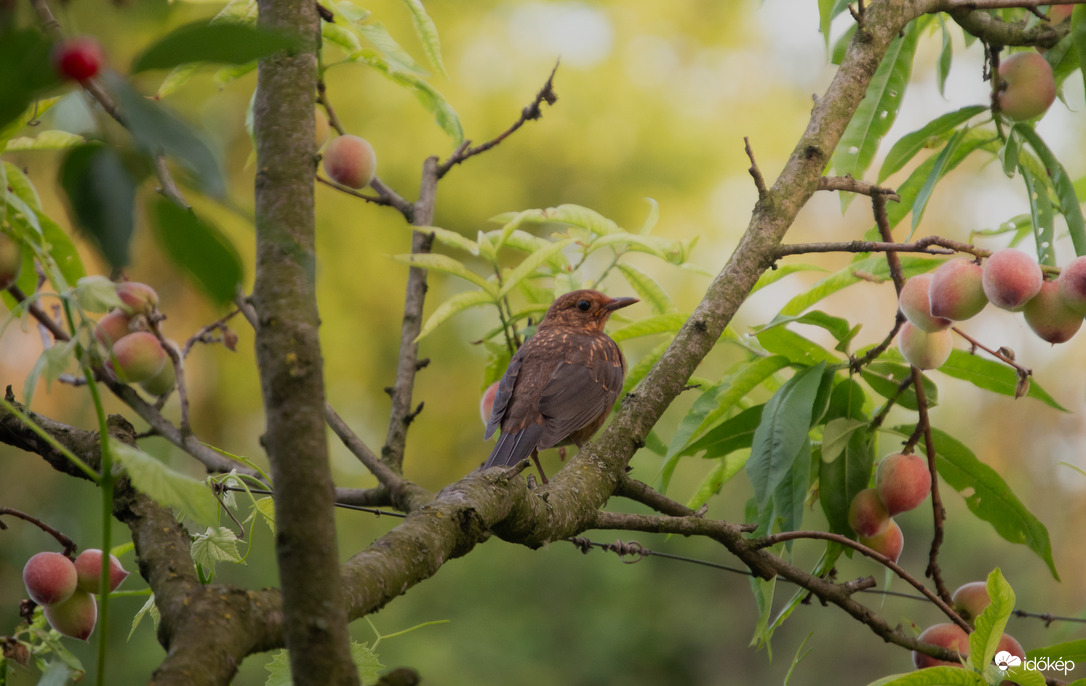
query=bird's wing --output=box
[537,354,624,449]
[484,352,523,440]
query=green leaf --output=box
[616,263,673,314]
[819,404,874,535]
[938,349,1065,411]
[1001,128,1021,177]
[687,451,749,510]
[1026,639,1086,662]
[128,593,160,640]
[59,144,137,269]
[191,526,243,575]
[131,21,297,73]
[1020,161,1055,266]
[832,22,920,188]
[864,667,985,686]
[112,443,221,526]
[747,363,826,508]
[35,209,86,289]
[413,225,479,255]
[968,568,1014,671]
[666,355,791,461]
[4,130,85,152]
[352,50,462,142]
[750,263,828,295]
[150,198,244,306]
[906,427,1059,579]
[754,326,839,366]
[910,126,967,237]
[638,197,659,235]
[936,17,952,97]
[74,275,125,313]
[778,255,943,317]
[590,232,684,263]
[391,253,495,293]
[1073,5,1086,110]
[609,312,686,342]
[400,0,447,78]
[879,106,986,182]
[1014,124,1086,256]
[0,28,62,131]
[884,129,993,232]
[105,72,227,197]
[772,436,811,535]
[497,239,574,297]
[253,496,275,534]
[860,361,938,411]
[415,289,494,341]
[758,310,859,351]
[621,339,668,396]
[357,21,426,75]
[264,642,383,686]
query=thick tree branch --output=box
[252,0,357,681]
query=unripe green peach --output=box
[139,341,178,396]
[997,52,1057,122]
[898,322,953,370]
[982,249,1043,311]
[1057,256,1086,316]
[322,134,377,189]
[116,282,159,316]
[480,381,499,427]
[73,549,130,594]
[899,274,951,332]
[43,589,97,640]
[951,581,991,623]
[1023,280,1082,344]
[0,233,23,290]
[929,258,987,321]
[93,310,132,347]
[876,453,932,515]
[848,488,890,538]
[314,110,331,150]
[23,552,78,606]
[913,623,970,669]
[110,331,167,383]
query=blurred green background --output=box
[2,0,1085,683]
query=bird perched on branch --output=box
[482,289,638,482]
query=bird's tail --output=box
[483,425,544,470]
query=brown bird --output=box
[483,289,638,482]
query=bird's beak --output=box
[602,297,639,312]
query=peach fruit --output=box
[913,623,970,669]
[43,589,97,640]
[951,581,991,622]
[322,135,377,189]
[997,52,1057,121]
[23,552,78,606]
[848,488,890,538]
[876,452,932,515]
[899,274,951,332]
[480,381,499,426]
[982,249,1043,311]
[110,331,167,383]
[1023,280,1082,344]
[1057,256,1086,315]
[93,310,132,347]
[0,233,22,290]
[929,258,987,321]
[859,519,904,563]
[116,281,158,316]
[898,322,952,370]
[73,549,129,594]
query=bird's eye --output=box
[577,299,591,311]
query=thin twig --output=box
[0,508,78,556]
[436,61,560,178]
[744,137,768,198]
[951,325,1032,379]
[817,175,899,201]
[912,372,953,606]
